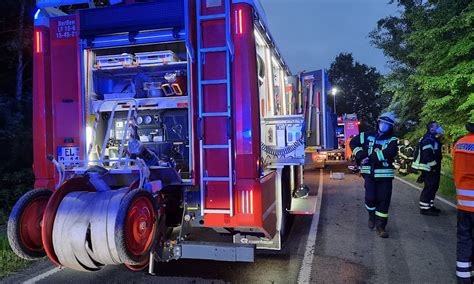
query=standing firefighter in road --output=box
[454,121,474,283]
[398,139,415,175]
[350,112,399,238]
[413,121,444,216]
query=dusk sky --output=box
[259,0,400,74]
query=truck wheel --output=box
[125,258,149,271]
[280,167,293,238]
[7,189,52,260]
[115,189,157,265]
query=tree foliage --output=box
[328,53,390,131]
[370,0,474,142]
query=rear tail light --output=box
[235,9,243,35]
[35,31,43,54]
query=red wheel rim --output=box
[124,195,156,257]
[42,177,96,266]
[19,196,49,252]
[124,258,149,271]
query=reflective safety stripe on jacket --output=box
[412,137,439,171]
[349,132,398,178]
[454,134,474,212]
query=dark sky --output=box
[259,0,399,74]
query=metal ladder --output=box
[197,0,234,216]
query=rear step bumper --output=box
[176,241,255,262]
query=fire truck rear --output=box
[7,0,316,273]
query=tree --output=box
[370,0,474,142]
[328,53,389,131]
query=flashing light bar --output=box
[36,0,89,8]
[34,9,41,20]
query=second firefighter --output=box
[350,112,399,238]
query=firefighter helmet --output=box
[378,112,397,126]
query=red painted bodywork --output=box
[202,2,277,237]
[33,1,279,237]
[33,26,54,189]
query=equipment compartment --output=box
[90,42,187,101]
[84,41,192,180]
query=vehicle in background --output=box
[297,69,337,168]
[336,113,360,160]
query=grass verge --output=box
[397,171,456,203]
[0,234,31,277]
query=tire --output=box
[115,189,158,265]
[124,258,149,271]
[7,188,52,260]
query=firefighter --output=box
[350,112,399,238]
[413,121,444,216]
[399,139,415,175]
[454,120,474,283]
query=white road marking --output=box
[297,168,324,284]
[23,266,61,284]
[394,176,456,208]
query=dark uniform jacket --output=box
[350,131,399,178]
[400,144,415,160]
[413,133,442,172]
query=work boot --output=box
[420,208,439,216]
[368,211,375,229]
[431,206,441,213]
[375,216,389,238]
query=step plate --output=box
[233,233,281,251]
[177,241,254,262]
[289,195,318,215]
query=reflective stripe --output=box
[456,271,471,278]
[361,166,371,174]
[374,169,394,173]
[420,206,431,209]
[412,162,430,171]
[375,211,388,218]
[457,189,474,197]
[419,201,430,206]
[389,137,398,143]
[422,144,434,151]
[360,132,365,144]
[353,147,362,156]
[458,200,474,207]
[374,174,394,178]
[365,204,375,211]
[376,150,385,161]
[427,160,437,167]
[457,261,471,268]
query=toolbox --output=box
[135,50,180,66]
[95,53,136,69]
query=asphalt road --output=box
[1,163,457,283]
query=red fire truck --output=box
[8,0,316,273]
